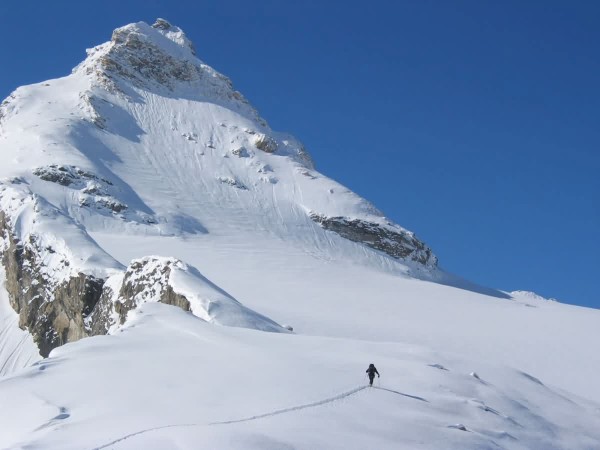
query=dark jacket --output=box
[366,364,380,377]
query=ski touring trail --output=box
[91,384,427,449]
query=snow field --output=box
[89,231,600,405]
[1,303,599,450]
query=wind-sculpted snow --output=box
[309,212,437,267]
[89,256,284,335]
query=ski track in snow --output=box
[372,386,429,402]
[91,385,425,449]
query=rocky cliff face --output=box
[32,165,155,223]
[88,257,191,335]
[309,213,437,268]
[0,211,104,357]
[77,19,264,124]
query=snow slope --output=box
[1,304,599,450]
[1,19,599,449]
[90,231,600,405]
[0,20,434,267]
[0,268,40,376]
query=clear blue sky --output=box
[1,1,598,308]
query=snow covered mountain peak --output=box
[0,18,436,365]
[151,18,197,55]
[75,19,263,124]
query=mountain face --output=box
[0,19,435,360]
[1,19,600,450]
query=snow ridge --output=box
[76,19,264,125]
[89,256,284,335]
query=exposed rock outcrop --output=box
[0,93,16,127]
[33,164,107,187]
[89,257,190,335]
[0,211,104,356]
[309,213,437,267]
[103,26,202,89]
[88,256,285,335]
[217,176,248,190]
[34,164,116,206]
[231,146,249,158]
[254,133,278,154]
[151,19,197,55]
[78,20,258,123]
[32,165,159,221]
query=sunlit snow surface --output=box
[1,20,600,449]
[0,269,40,376]
[1,303,600,450]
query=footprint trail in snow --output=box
[92,384,426,449]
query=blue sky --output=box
[1,1,598,308]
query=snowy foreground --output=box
[2,245,600,450]
[1,19,600,449]
[1,301,600,450]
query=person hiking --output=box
[366,363,380,386]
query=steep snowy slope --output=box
[0,20,433,266]
[0,268,40,375]
[1,19,599,450]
